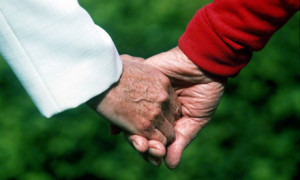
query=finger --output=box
[162,87,182,123]
[148,140,166,158]
[110,124,122,135]
[153,115,176,145]
[139,152,163,167]
[120,54,144,62]
[159,88,181,145]
[164,132,187,169]
[147,128,168,146]
[147,156,163,167]
[170,88,182,121]
[124,126,167,153]
[125,134,164,167]
[140,140,165,167]
[124,133,149,153]
[164,117,208,169]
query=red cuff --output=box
[179,1,299,77]
[179,6,252,77]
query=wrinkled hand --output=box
[87,55,181,165]
[126,47,226,169]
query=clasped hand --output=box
[89,47,226,169]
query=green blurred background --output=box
[0,0,299,179]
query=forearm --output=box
[0,0,122,117]
[179,0,299,77]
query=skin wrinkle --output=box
[122,46,226,169]
[105,47,226,168]
[125,87,151,103]
[174,118,207,148]
[88,56,178,150]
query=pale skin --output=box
[120,47,226,169]
[87,56,181,163]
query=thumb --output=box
[124,133,149,153]
[164,117,208,169]
[164,133,187,169]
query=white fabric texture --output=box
[0,0,122,117]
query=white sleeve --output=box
[0,0,122,117]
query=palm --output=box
[166,81,224,168]
[146,47,225,168]
[119,47,225,168]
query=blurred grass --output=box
[0,0,299,179]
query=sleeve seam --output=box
[0,10,60,112]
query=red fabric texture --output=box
[179,0,299,77]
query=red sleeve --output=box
[179,0,299,77]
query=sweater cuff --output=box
[178,6,251,77]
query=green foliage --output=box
[0,0,299,179]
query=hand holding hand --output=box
[126,47,226,168]
[87,55,181,164]
[145,47,226,168]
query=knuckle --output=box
[120,54,132,59]
[161,74,170,83]
[166,129,176,145]
[158,92,170,103]
[160,75,171,86]
[137,119,152,132]
[150,108,162,119]
[161,136,168,146]
[152,129,167,145]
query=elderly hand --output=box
[87,55,181,165]
[125,47,226,169]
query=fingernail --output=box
[148,157,159,167]
[132,141,139,150]
[149,148,158,155]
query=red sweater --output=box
[179,0,299,77]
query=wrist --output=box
[168,46,227,84]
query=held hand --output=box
[127,47,226,168]
[87,55,181,164]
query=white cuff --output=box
[0,0,122,117]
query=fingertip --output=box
[148,140,166,157]
[164,149,181,170]
[164,134,186,169]
[128,135,148,153]
[165,160,179,170]
[149,129,168,146]
[147,156,163,167]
